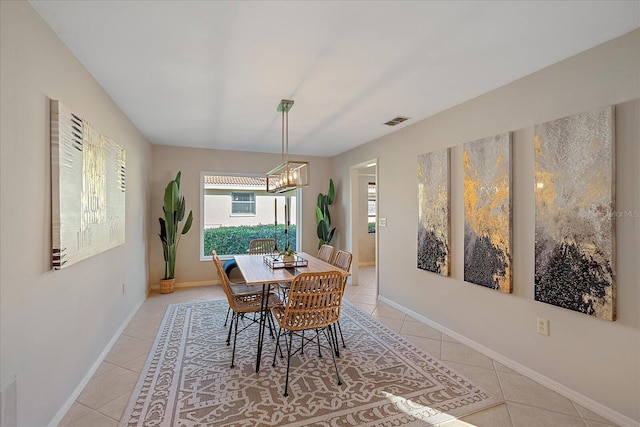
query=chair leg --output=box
[316,329,322,357]
[337,320,346,348]
[324,326,343,386]
[226,311,234,345]
[224,306,231,327]
[272,326,283,367]
[284,330,293,397]
[231,313,239,368]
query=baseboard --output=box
[48,296,146,427]
[377,295,638,427]
[149,279,219,291]
[358,261,376,267]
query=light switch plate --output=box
[379,218,387,227]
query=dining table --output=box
[233,251,350,372]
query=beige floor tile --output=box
[375,316,404,332]
[97,392,132,421]
[58,403,95,426]
[404,336,441,359]
[442,334,459,343]
[443,361,504,399]
[507,402,586,427]
[493,360,520,375]
[356,287,379,297]
[77,366,139,409]
[400,319,442,340]
[122,314,162,341]
[351,302,377,314]
[60,406,118,427]
[448,403,513,427]
[350,293,379,305]
[372,303,406,320]
[583,419,618,427]
[441,341,494,369]
[121,353,149,373]
[573,402,617,425]
[498,372,580,417]
[104,335,152,367]
[93,361,118,378]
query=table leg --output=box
[255,283,271,373]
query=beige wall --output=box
[0,2,152,427]
[150,146,332,287]
[332,30,640,424]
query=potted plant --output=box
[279,246,297,264]
[316,178,336,249]
[158,171,193,293]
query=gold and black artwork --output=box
[534,106,615,321]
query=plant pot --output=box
[283,255,295,265]
[160,278,175,294]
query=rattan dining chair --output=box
[212,251,283,368]
[271,270,345,397]
[249,238,277,254]
[331,250,353,352]
[212,250,261,327]
[278,244,334,300]
[317,244,334,263]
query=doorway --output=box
[349,159,378,295]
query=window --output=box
[201,173,298,259]
[368,182,376,233]
[231,192,255,215]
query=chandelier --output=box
[266,99,309,193]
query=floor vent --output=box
[383,116,410,126]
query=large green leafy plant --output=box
[316,178,336,249]
[159,171,193,280]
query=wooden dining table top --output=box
[234,252,350,285]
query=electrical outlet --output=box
[537,317,549,336]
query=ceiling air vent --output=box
[383,116,411,126]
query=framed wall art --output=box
[417,148,450,276]
[534,106,615,320]
[50,100,126,269]
[463,132,512,293]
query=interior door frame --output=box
[348,158,378,291]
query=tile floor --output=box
[59,267,618,427]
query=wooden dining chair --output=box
[270,270,345,397]
[212,251,283,368]
[317,244,334,263]
[331,250,353,352]
[248,238,277,254]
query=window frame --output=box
[199,171,302,261]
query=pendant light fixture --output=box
[266,99,309,193]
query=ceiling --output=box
[30,1,639,157]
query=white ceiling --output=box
[30,1,639,157]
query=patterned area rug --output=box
[120,299,502,426]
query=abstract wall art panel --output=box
[50,100,126,269]
[463,132,512,293]
[534,106,615,321]
[417,148,450,276]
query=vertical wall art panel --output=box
[417,149,450,276]
[463,133,512,293]
[51,100,126,269]
[534,106,615,321]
